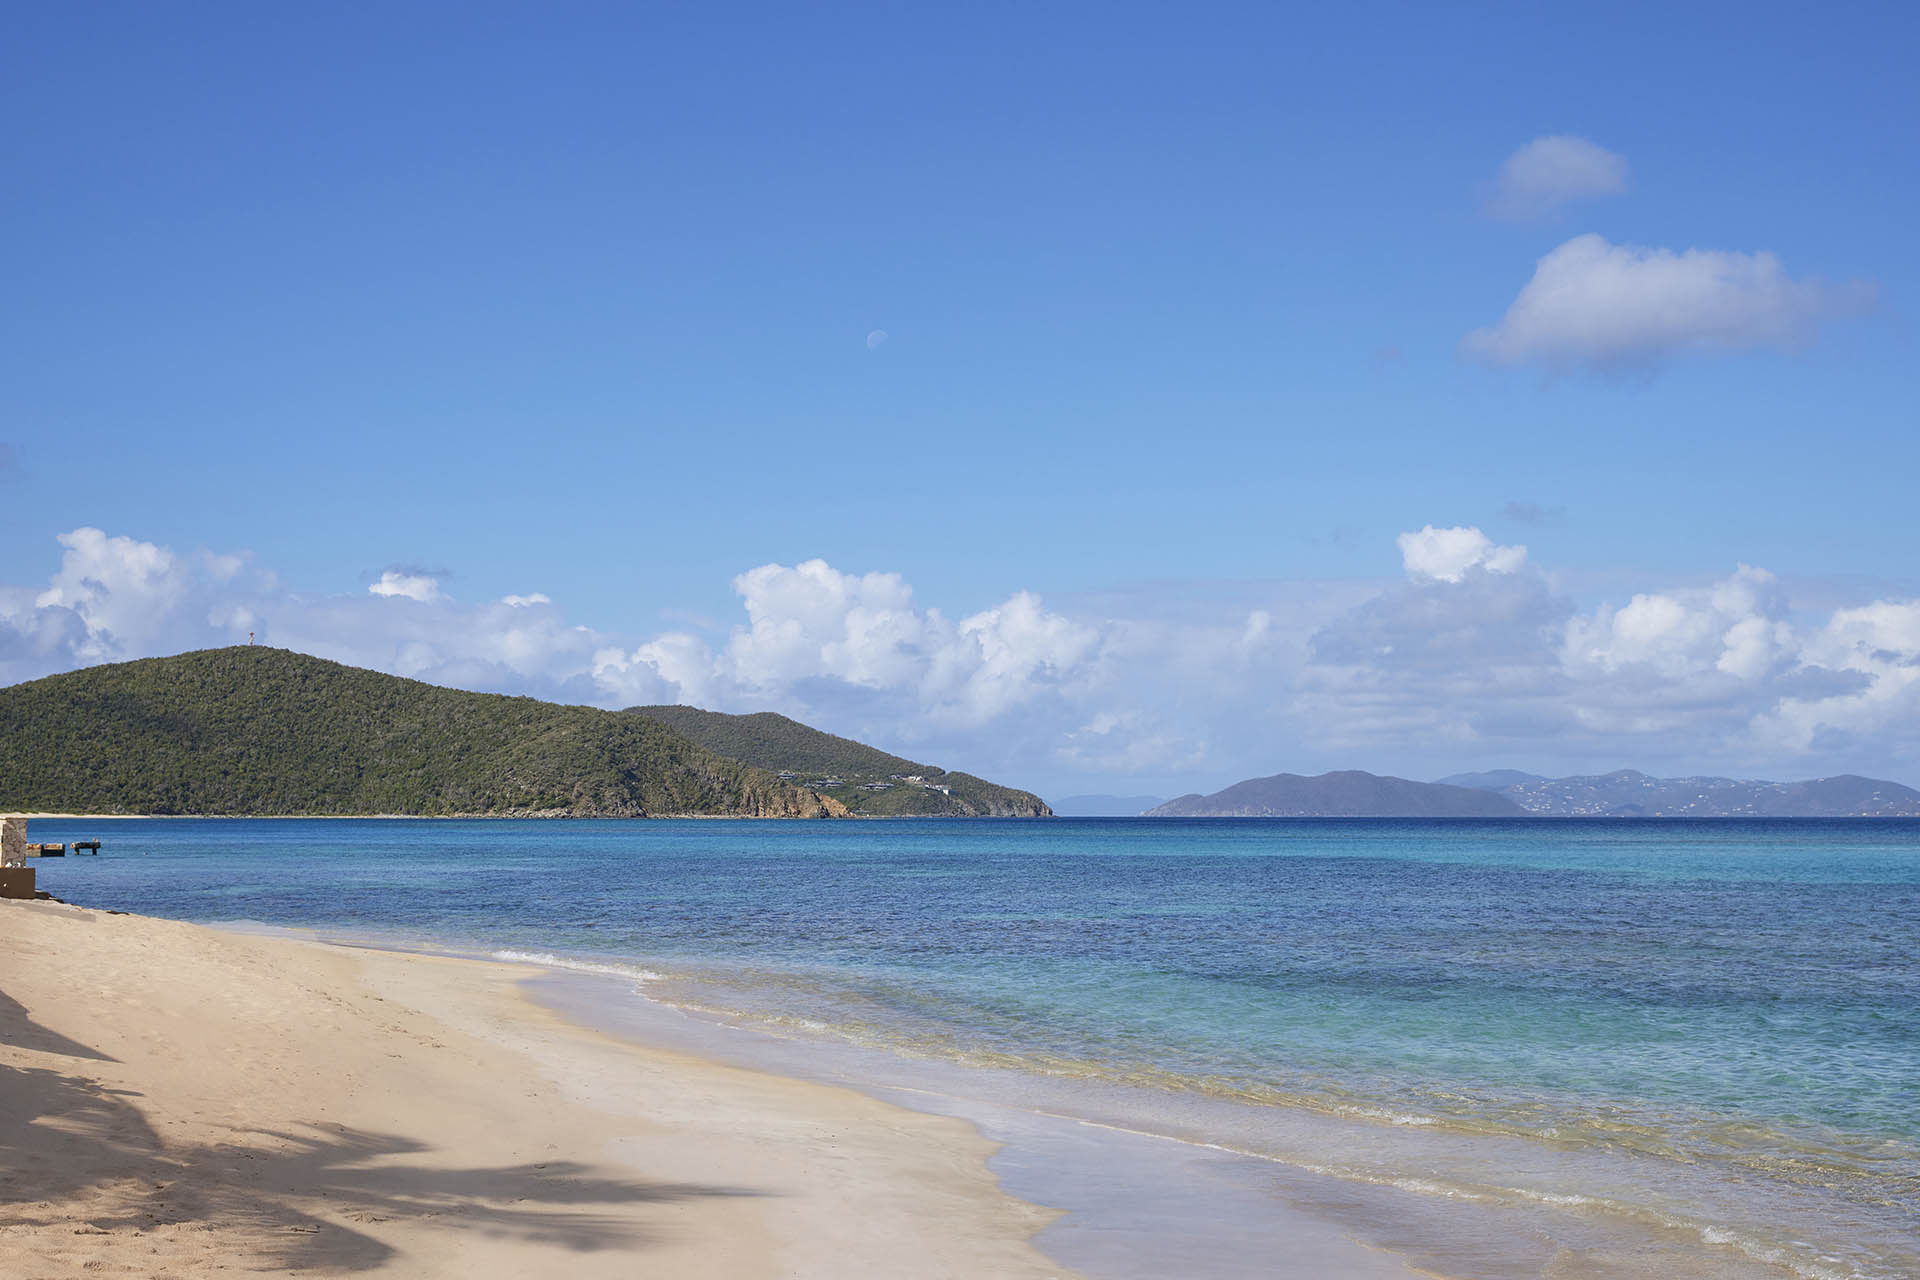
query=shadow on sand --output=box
[0,986,767,1269]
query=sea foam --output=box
[491,949,665,984]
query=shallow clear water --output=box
[28,817,1920,1279]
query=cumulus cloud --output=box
[0,531,597,703]
[0,530,290,681]
[369,570,444,602]
[1486,135,1627,220]
[31,528,188,660]
[1756,600,1920,753]
[5,526,1920,794]
[594,559,1102,733]
[1463,234,1872,370]
[1563,566,1792,681]
[1396,525,1527,582]
[1307,542,1919,770]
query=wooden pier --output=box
[18,841,101,856]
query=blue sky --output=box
[5,3,1918,797]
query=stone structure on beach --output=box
[0,815,33,898]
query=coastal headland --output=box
[0,900,1064,1277]
[0,647,1051,819]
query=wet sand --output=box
[0,900,1065,1277]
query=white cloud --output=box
[1562,565,1792,681]
[29,528,189,661]
[1463,234,1870,370]
[594,632,717,709]
[0,532,602,703]
[1396,525,1527,582]
[501,593,551,608]
[597,559,1103,732]
[369,571,444,602]
[1756,600,1920,752]
[725,560,924,691]
[5,527,1920,795]
[1307,552,1919,767]
[946,591,1102,724]
[1486,134,1627,220]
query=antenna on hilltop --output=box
[249,631,255,646]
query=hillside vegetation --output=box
[629,706,1052,816]
[0,648,841,818]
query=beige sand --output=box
[0,900,1070,1278]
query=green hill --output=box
[628,706,1052,816]
[0,648,844,818]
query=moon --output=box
[866,329,888,350]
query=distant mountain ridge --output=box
[1438,769,1920,817]
[1146,771,1524,818]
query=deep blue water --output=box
[26,817,1920,1279]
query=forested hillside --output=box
[0,648,841,817]
[629,706,1052,816]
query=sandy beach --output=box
[0,899,1067,1278]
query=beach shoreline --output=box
[0,900,1067,1277]
[14,816,1912,1280]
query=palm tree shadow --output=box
[1,997,769,1270]
[222,1123,769,1268]
[0,989,118,1061]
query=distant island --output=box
[1146,772,1522,818]
[1440,769,1920,817]
[1145,767,1920,817]
[0,648,1050,819]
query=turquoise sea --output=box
[27,817,1920,1280]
